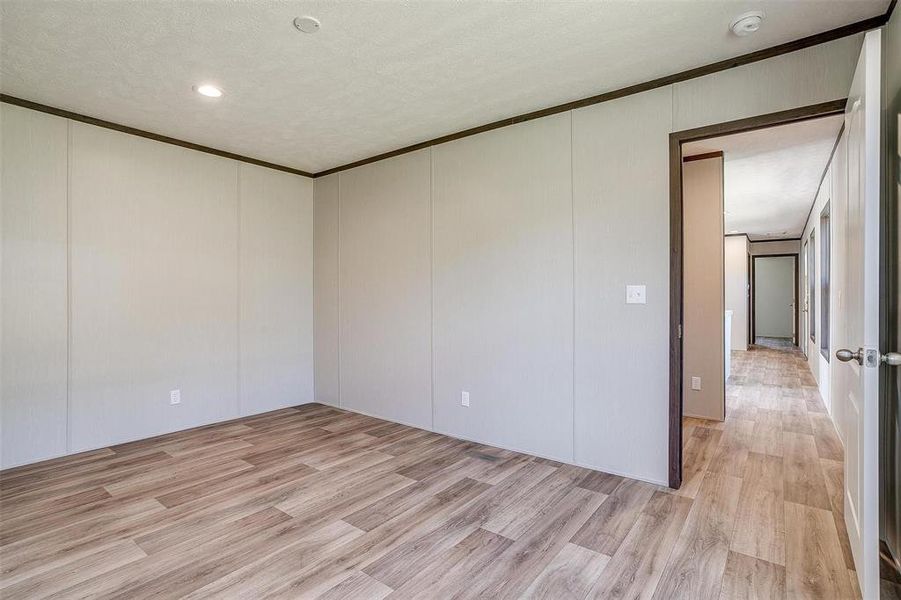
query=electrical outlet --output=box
[625,285,646,304]
[461,391,470,407]
[170,389,181,405]
[691,377,701,391]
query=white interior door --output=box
[834,29,881,598]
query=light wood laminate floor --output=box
[0,345,855,599]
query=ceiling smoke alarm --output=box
[730,11,765,37]
[294,16,321,34]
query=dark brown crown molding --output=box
[2,1,892,180]
[0,94,314,178]
[314,4,894,178]
[683,151,724,162]
[749,237,803,244]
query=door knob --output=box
[836,348,863,365]
[883,352,901,367]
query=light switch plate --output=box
[461,391,470,407]
[626,285,646,304]
[170,389,181,405]
[691,377,701,391]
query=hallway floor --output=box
[682,343,858,598]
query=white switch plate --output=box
[461,391,470,407]
[170,389,181,405]
[626,285,646,304]
[691,377,701,391]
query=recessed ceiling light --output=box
[194,84,223,98]
[294,16,321,34]
[730,11,764,37]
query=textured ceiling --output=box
[0,1,887,173]
[684,113,844,240]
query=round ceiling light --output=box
[294,16,321,34]
[730,11,765,37]
[194,84,223,98]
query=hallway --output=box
[682,344,856,598]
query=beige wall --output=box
[433,113,574,461]
[1,105,314,468]
[313,35,861,484]
[683,156,725,421]
[338,150,433,429]
[724,235,749,351]
[801,152,836,410]
[0,104,69,468]
[749,240,801,255]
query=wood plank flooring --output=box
[0,344,855,598]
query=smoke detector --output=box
[730,11,765,37]
[294,16,321,34]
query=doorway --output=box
[668,98,846,488]
[750,254,799,347]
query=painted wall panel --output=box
[724,236,749,351]
[338,150,432,428]
[0,104,69,468]
[749,240,801,255]
[802,155,835,412]
[673,35,861,131]
[683,156,725,421]
[68,123,240,451]
[239,163,313,415]
[572,87,672,483]
[432,114,574,461]
[313,174,340,407]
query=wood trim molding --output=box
[750,237,803,244]
[0,94,315,179]
[315,7,892,178]
[2,0,890,181]
[668,98,845,489]
[682,151,724,162]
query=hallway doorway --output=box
[751,254,799,347]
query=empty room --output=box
[1,1,900,599]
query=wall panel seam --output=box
[569,110,576,463]
[236,164,242,417]
[337,173,342,408]
[429,146,435,431]
[65,118,72,454]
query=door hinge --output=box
[678,324,683,339]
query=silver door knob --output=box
[883,352,901,367]
[836,348,863,365]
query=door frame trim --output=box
[749,253,800,347]
[668,99,846,488]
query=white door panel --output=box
[835,29,881,599]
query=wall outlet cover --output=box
[626,285,647,304]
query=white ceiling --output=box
[684,113,844,240]
[0,1,887,173]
